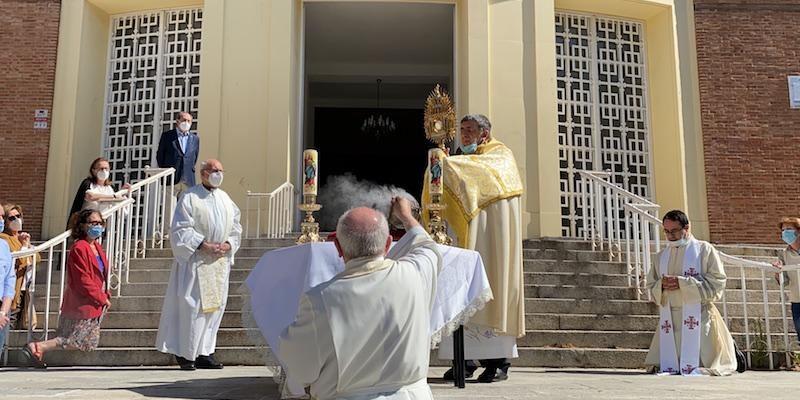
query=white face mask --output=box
[96,169,110,181]
[179,121,191,132]
[208,172,224,188]
[9,218,21,232]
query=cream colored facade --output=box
[43,0,707,239]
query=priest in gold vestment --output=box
[424,114,525,383]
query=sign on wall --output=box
[788,75,800,109]
[34,109,49,129]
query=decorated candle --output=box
[428,148,444,195]
[302,149,318,196]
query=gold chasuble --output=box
[423,140,523,246]
[423,139,525,337]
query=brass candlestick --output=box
[427,193,452,245]
[296,194,323,244]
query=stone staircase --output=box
[3,237,794,369]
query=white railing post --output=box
[244,183,295,239]
[581,174,589,241]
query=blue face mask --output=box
[460,143,478,154]
[0,219,4,233]
[782,229,797,245]
[87,225,105,240]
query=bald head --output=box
[335,207,391,261]
[200,159,224,188]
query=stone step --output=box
[28,311,251,330]
[522,330,653,349]
[526,296,799,318]
[523,249,613,262]
[144,247,279,259]
[127,257,263,270]
[31,295,246,312]
[529,285,639,300]
[525,298,657,315]
[523,239,596,251]
[523,260,628,274]
[125,268,257,283]
[528,313,797,334]
[31,281,249,297]
[526,272,632,287]
[6,327,264,348]
[3,346,275,367]
[525,329,796,350]
[514,347,647,369]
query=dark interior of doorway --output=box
[313,107,432,202]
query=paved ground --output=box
[0,366,798,399]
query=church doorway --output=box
[302,2,454,217]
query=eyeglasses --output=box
[7,215,22,222]
[87,221,105,226]
[206,169,224,174]
[664,227,685,235]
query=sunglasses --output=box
[7,215,22,222]
[87,221,105,226]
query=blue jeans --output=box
[792,303,800,342]
[0,323,7,362]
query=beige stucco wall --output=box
[45,0,702,240]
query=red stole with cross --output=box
[658,239,702,375]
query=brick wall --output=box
[695,0,800,243]
[0,0,60,240]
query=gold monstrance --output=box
[423,85,455,245]
[423,85,456,150]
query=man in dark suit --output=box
[157,111,200,196]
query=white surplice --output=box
[439,196,523,360]
[644,235,737,376]
[278,226,441,400]
[155,184,242,360]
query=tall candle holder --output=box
[427,193,452,245]
[297,194,323,244]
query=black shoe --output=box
[195,354,224,369]
[477,367,498,383]
[443,364,478,381]
[175,356,195,371]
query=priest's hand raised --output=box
[391,197,420,231]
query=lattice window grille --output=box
[556,12,652,238]
[103,8,202,187]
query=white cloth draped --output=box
[245,228,491,398]
[155,185,242,360]
[439,196,523,360]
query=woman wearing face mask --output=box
[773,217,800,344]
[67,157,131,225]
[0,204,39,330]
[22,209,111,368]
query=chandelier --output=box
[361,78,396,137]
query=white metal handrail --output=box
[578,170,661,298]
[245,182,295,239]
[2,167,175,365]
[717,253,800,371]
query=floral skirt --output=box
[57,316,102,352]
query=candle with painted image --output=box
[302,149,318,196]
[428,148,444,195]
